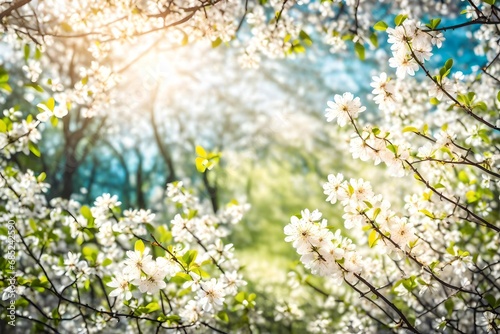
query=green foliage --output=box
[25,82,44,92]
[354,42,365,60]
[425,18,441,30]
[195,145,221,173]
[368,229,378,247]
[0,66,12,93]
[394,14,408,26]
[373,21,388,31]
[212,37,223,48]
[135,239,145,254]
[0,119,6,133]
[29,142,41,157]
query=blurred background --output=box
[1,7,482,318]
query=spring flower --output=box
[325,92,366,127]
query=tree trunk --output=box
[60,147,78,199]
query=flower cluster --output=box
[103,182,252,328]
[0,164,255,332]
[323,174,418,249]
[284,209,362,283]
[0,118,40,159]
[325,92,366,127]
[325,92,411,177]
[387,19,443,78]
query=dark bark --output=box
[103,140,131,207]
[135,149,146,208]
[60,146,77,199]
[0,0,32,20]
[202,170,218,213]
[84,156,98,203]
[149,84,177,183]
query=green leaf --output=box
[402,126,419,133]
[368,229,378,247]
[467,92,476,103]
[485,294,496,308]
[428,18,441,29]
[37,172,46,182]
[474,101,487,112]
[181,31,189,45]
[369,32,378,48]
[0,119,6,133]
[24,83,44,92]
[419,209,435,219]
[29,142,41,157]
[164,314,181,323]
[47,97,55,112]
[444,298,454,316]
[34,47,42,60]
[24,44,30,61]
[82,245,98,262]
[187,209,198,220]
[478,129,491,144]
[195,157,207,173]
[170,272,192,284]
[458,170,470,184]
[196,145,207,158]
[235,291,246,303]
[299,30,313,46]
[191,267,210,279]
[182,250,198,266]
[423,191,432,201]
[373,21,388,31]
[135,239,145,254]
[156,225,172,243]
[444,58,453,70]
[102,258,112,267]
[386,143,397,154]
[342,33,354,41]
[0,72,8,83]
[292,43,306,53]
[446,242,456,256]
[29,219,37,231]
[80,205,93,220]
[0,82,12,93]
[145,302,160,313]
[298,30,309,40]
[354,42,365,60]
[61,22,73,32]
[50,116,59,127]
[217,311,229,323]
[484,0,496,5]
[457,94,466,105]
[465,190,480,203]
[394,14,408,26]
[211,38,222,48]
